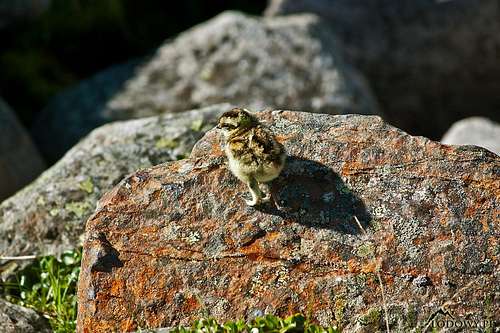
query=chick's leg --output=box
[258,182,271,202]
[245,177,264,206]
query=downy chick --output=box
[217,108,286,206]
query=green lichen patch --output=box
[36,196,46,206]
[358,307,381,326]
[78,178,94,194]
[356,242,375,258]
[155,137,179,149]
[190,118,204,132]
[334,296,346,323]
[65,202,92,218]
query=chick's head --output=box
[217,108,257,137]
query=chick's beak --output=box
[216,123,222,129]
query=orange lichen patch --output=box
[347,258,361,274]
[361,258,381,274]
[120,318,136,332]
[139,225,160,234]
[453,229,464,245]
[183,295,200,312]
[209,140,224,156]
[238,231,281,259]
[383,273,394,286]
[274,133,295,144]
[480,215,490,232]
[341,162,363,176]
[487,236,499,260]
[438,212,450,226]
[435,233,451,242]
[110,279,125,297]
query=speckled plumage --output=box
[217,108,286,205]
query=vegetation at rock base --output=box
[168,314,340,333]
[1,249,81,333]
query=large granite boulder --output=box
[32,11,379,163]
[0,104,227,277]
[0,299,50,333]
[0,98,45,201]
[77,110,498,332]
[266,0,500,139]
[441,117,500,156]
[31,59,143,163]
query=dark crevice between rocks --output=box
[258,156,372,234]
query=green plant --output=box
[2,249,82,333]
[170,313,340,333]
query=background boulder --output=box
[0,299,51,333]
[32,11,380,163]
[31,59,143,163]
[77,110,498,332]
[0,104,227,276]
[441,117,500,155]
[266,0,500,139]
[0,98,45,201]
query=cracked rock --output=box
[77,110,499,332]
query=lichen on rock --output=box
[0,104,229,276]
[77,110,499,332]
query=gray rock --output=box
[31,58,144,163]
[0,299,51,333]
[0,104,228,274]
[32,11,380,163]
[0,98,45,201]
[266,0,500,139]
[441,117,500,155]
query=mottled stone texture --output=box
[0,299,51,333]
[266,0,500,140]
[0,98,45,201]
[32,10,380,163]
[77,110,499,332]
[0,105,227,278]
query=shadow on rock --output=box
[258,156,371,234]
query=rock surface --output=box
[266,0,500,139]
[441,117,500,156]
[32,10,379,163]
[0,299,51,333]
[0,98,45,201]
[77,110,499,332]
[0,104,227,276]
